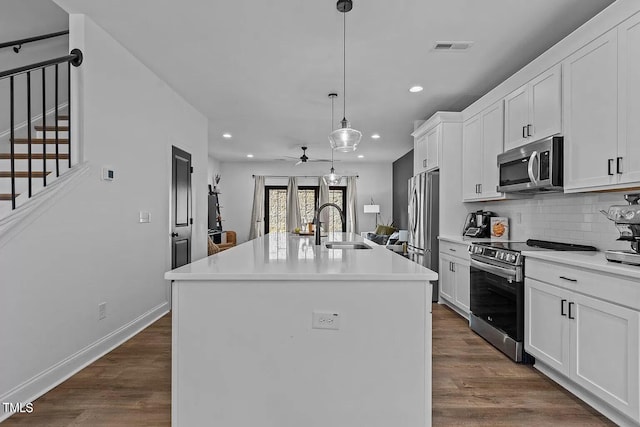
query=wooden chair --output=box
[217,231,237,251]
[207,236,220,256]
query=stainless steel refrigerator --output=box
[408,170,439,302]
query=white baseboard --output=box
[0,302,170,422]
[534,361,638,427]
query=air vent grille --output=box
[433,41,473,51]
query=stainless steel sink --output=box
[325,241,371,250]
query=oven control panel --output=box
[469,245,521,266]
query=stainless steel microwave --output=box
[497,136,563,193]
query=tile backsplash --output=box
[478,191,636,251]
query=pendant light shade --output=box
[324,93,343,185]
[328,0,361,152]
[329,119,362,152]
[324,166,342,186]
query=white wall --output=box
[0,13,208,413]
[477,191,632,251]
[219,161,393,243]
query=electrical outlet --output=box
[312,311,340,330]
[99,302,107,320]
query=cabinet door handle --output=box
[608,158,614,176]
[449,248,456,252]
[568,302,575,320]
[561,299,567,316]
[527,124,532,137]
[617,157,623,174]
[522,125,527,138]
[423,159,427,168]
[452,262,456,273]
[478,184,482,193]
[559,276,577,282]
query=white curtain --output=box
[318,177,330,231]
[346,176,358,233]
[286,177,302,232]
[248,175,265,240]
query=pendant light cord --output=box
[330,94,335,166]
[342,11,346,121]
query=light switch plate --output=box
[139,211,151,223]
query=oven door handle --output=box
[470,258,518,282]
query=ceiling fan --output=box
[283,146,333,166]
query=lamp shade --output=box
[363,204,380,214]
[329,119,362,152]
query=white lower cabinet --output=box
[526,274,640,423]
[438,241,470,316]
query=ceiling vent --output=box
[433,41,474,51]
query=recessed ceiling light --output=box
[246,154,254,158]
[357,155,364,158]
[409,86,423,93]
[371,134,380,139]
[222,133,232,139]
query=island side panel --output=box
[172,279,432,427]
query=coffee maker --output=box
[601,193,640,266]
[462,210,495,238]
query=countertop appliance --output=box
[408,170,439,302]
[462,210,495,237]
[601,193,640,266]
[497,136,563,193]
[468,239,596,362]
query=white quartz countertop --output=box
[522,250,640,280]
[165,232,438,282]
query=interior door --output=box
[171,146,192,269]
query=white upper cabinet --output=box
[504,64,562,151]
[618,13,640,185]
[462,101,504,201]
[412,112,459,176]
[425,125,440,172]
[413,133,428,174]
[563,29,618,191]
[563,18,640,193]
[462,113,483,201]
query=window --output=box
[265,185,346,234]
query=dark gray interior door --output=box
[171,146,192,269]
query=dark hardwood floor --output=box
[432,303,614,426]
[3,315,171,426]
[4,305,614,426]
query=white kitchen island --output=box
[165,232,437,427]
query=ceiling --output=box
[53,0,613,163]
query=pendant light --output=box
[328,0,362,152]
[324,93,343,185]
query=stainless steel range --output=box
[468,239,596,362]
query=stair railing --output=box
[0,48,83,210]
[0,30,69,53]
